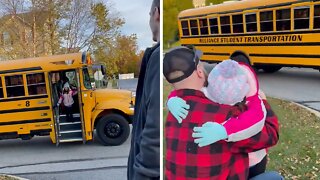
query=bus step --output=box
[59,117,81,123]
[58,131,83,141]
[59,114,80,118]
[59,123,82,132]
[59,124,82,132]
[59,138,83,143]
[59,130,82,134]
[59,121,81,126]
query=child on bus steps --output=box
[57,83,78,122]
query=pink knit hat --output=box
[203,59,249,105]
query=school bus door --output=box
[79,68,95,141]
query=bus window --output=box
[5,75,25,97]
[65,71,78,87]
[260,11,273,32]
[246,13,257,32]
[0,77,3,98]
[276,9,291,31]
[181,20,190,36]
[27,73,47,95]
[232,14,244,33]
[220,16,231,34]
[209,18,218,34]
[190,20,199,35]
[314,5,320,29]
[199,18,209,35]
[83,68,92,89]
[294,7,310,30]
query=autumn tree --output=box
[0,0,142,78]
[0,0,69,58]
[163,0,193,48]
[89,3,141,78]
[115,34,142,76]
[163,0,227,48]
[207,0,225,5]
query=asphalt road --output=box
[0,129,132,180]
[257,67,320,112]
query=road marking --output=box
[11,166,127,176]
[0,157,128,175]
[0,156,128,170]
[0,156,129,177]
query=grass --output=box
[0,175,18,180]
[163,81,320,179]
[164,41,180,53]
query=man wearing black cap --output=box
[163,46,279,179]
[127,0,160,180]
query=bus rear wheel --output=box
[96,114,130,146]
[230,54,258,72]
[260,65,282,73]
[230,54,250,65]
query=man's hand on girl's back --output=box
[167,96,190,123]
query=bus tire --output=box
[231,54,259,72]
[260,65,282,73]
[230,54,250,65]
[96,114,130,146]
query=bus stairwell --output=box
[56,112,83,143]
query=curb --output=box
[0,175,29,180]
[268,96,320,118]
[291,102,320,118]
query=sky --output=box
[108,0,154,50]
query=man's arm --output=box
[133,49,160,179]
[228,100,279,153]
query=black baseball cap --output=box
[163,46,203,83]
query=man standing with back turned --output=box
[127,0,160,180]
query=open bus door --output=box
[48,70,85,145]
[79,67,95,141]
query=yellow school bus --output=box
[0,52,134,146]
[178,0,320,72]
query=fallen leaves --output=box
[267,98,320,179]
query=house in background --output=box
[0,11,51,61]
[193,0,206,8]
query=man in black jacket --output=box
[127,0,160,180]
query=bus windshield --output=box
[85,64,108,89]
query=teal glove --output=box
[167,96,190,123]
[192,122,227,147]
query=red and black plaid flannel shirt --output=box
[165,89,279,180]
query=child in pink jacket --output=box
[57,83,78,122]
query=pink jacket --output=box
[58,90,77,107]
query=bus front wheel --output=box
[96,114,130,146]
[260,65,282,73]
